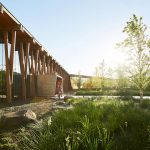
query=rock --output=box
[54,101,66,106]
[52,100,73,111]
[64,96,74,102]
[52,105,73,111]
[0,109,37,130]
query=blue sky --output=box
[0,0,150,75]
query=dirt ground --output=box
[0,97,56,120]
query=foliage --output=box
[0,134,18,150]
[120,14,150,101]
[82,77,102,89]
[75,88,150,97]
[17,98,150,150]
[0,71,21,96]
[82,60,115,90]
[82,77,116,90]
[0,71,6,95]
[139,99,150,110]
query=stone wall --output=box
[37,74,57,96]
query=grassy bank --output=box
[15,98,150,150]
[75,88,150,96]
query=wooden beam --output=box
[0,5,4,14]
[0,24,23,32]
[4,31,12,103]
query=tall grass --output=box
[17,99,150,150]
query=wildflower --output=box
[48,117,52,126]
[65,135,71,150]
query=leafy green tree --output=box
[120,14,150,101]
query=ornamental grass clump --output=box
[17,99,150,150]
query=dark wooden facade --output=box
[0,3,72,103]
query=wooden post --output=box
[34,49,39,75]
[30,50,35,97]
[4,31,12,103]
[47,58,50,75]
[19,42,26,101]
[38,55,41,75]
[60,68,62,76]
[50,59,53,73]
[41,55,43,74]
[55,63,57,73]
[24,42,30,98]
[9,31,16,99]
[43,55,46,75]
[10,31,16,86]
[57,65,59,74]
[40,56,43,75]
[53,61,56,73]
[24,42,30,77]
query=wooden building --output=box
[0,3,72,103]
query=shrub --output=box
[140,99,150,110]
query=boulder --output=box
[64,96,74,102]
[0,109,37,130]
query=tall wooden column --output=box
[41,55,45,75]
[10,31,16,89]
[24,42,30,77]
[19,42,26,101]
[4,31,16,103]
[4,31,11,103]
[50,59,53,73]
[59,66,62,76]
[47,57,50,75]
[38,55,42,75]
[57,65,59,75]
[55,63,58,73]
[34,49,39,75]
[53,60,56,73]
[43,55,46,74]
[30,50,35,97]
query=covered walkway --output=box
[0,3,72,103]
